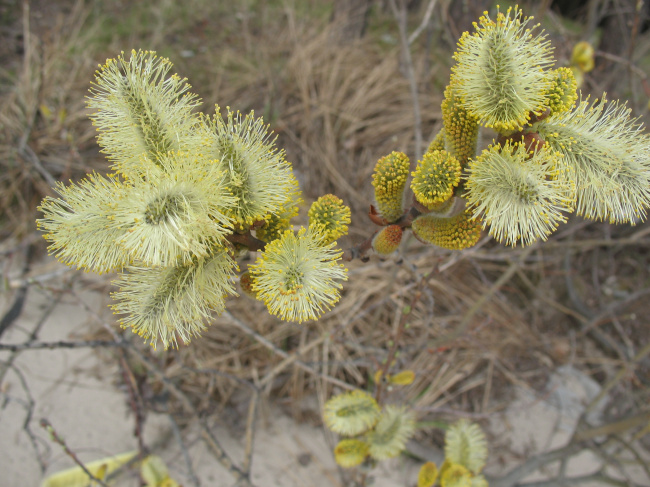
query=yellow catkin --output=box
[427,128,446,153]
[417,462,439,487]
[442,82,480,168]
[371,225,403,255]
[439,462,472,487]
[334,439,370,468]
[544,67,578,115]
[411,150,461,209]
[571,41,595,73]
[308,194,351,245]
[411,211,482,250]
[371,151,410,223]
[389,370,415,385]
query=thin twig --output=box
[168,414,201,487]
[0,339,126,352]
[18,143,58,189]
[582,340,650,418]
[574,411,650,442]
[408,0,438,45]
[182,366,257,390]
[487,442,584,487]
[68,292,255,485]
[515,471,642,487]
[40,418,110,487]
[242,388,259,475]
[595,50,644,77]
[375,272,431,403]
[2,362,48,473]
[0,291,63,384]
[7,267,72,289]
[258,332,328,389]
[0,243,33,338]
[118,353,147,455]
[611,432,650,482]
[626,0,643,99]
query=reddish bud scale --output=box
[521,132,545,153]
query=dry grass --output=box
[2,0,650,485]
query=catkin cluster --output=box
[37,5,650,345]
[323,388,489,487]
[38,50,350,348]
[369,5,650,253]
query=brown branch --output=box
[0,243,33,338]
[515,471,643,487]
[118,353,147,456]
[2,362,47,473]
[408,0,438,45]
[225,231,267,252]
[0,340,126,352]
[343,206,423,262]
[242,388,259,475]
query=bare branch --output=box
[408,0,438,45]
[40,418,110,487]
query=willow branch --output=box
[40,419,110,487]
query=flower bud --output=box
[371,225,403,255]
[411,150,461,209]
[308,194,351,245]
[544,67,578,115]
[441,81,480,166]
[371,151,410,223]
[571,41,595,73]
[412,211,481,250]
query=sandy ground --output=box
[1,257,648,486]
[0,258,424,486]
